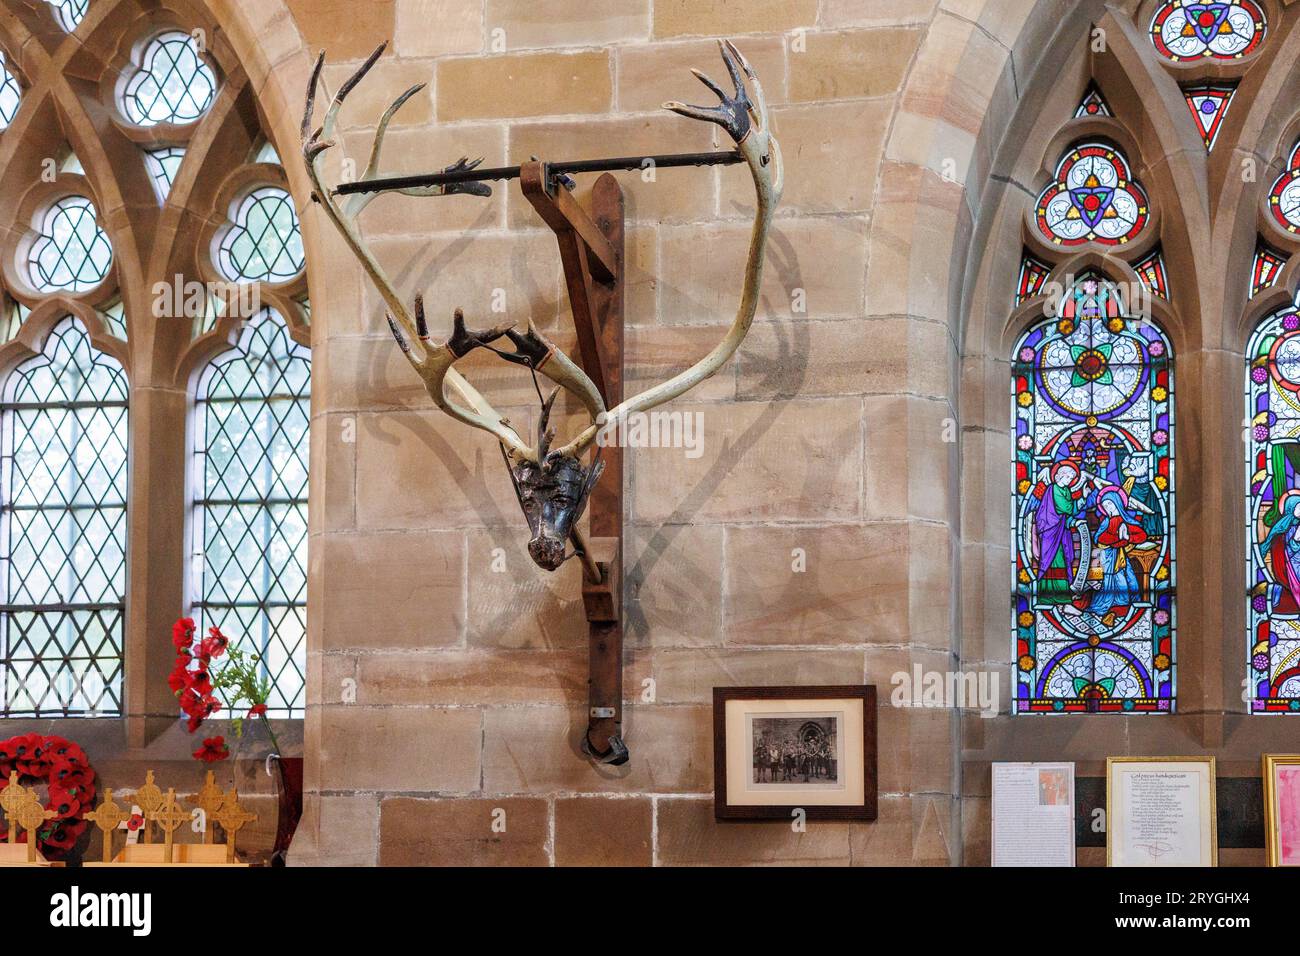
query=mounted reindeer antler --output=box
[301,44,606,468]
[555,39,783,458]
[302,41,781,572]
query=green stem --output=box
[258,712,282,759]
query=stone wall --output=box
[203,0,1069,865]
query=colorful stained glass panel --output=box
[1244,306,1300,713]
[1035,143,1150,247]
[1150,1,1266,61]
[1013,276,1176,714]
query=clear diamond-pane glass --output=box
[216,187,305,284]
[1,318,128,717]
[121,31,216,126]
[143,147,186,202]
[0,51,20,128]
[45,0,87,33]
[193,309,309,717]
[27,196,113,293]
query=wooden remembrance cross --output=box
[305,39,783,765]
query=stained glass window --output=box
[1134,249,1169,298]
[0,318,128,717]
[1035,143,1149,247]
[1269,141,1300,235]
[45,0,87,33]
[1013,276,1176,714]
[1150,0,1266,61]
[1244,305,1300,712]
[1015,254,1051,305]
[0,51,20,129]
[1183,84,1235,150]
[1075,84,1111,118]
[120,32,216,127]
[28,196,113,293]
[1253,244,1287,297]
[143,147,186,202]
[192,309,308,716]
[215,187,305,284]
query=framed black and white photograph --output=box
[713,686,876,821]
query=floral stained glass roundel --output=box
[1270,142,1300,235]
[1244,307,1300,713]
[1150,1,1267,61]
[1012,277,1176,714]
[1035,143,1149,247]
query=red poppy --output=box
[127,813,143,831]
[172,617,196,650]
[248,703,268,717]
[201,626,229,658]
[194,737,229,763]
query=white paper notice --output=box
[1114,767,1207,866]
[992,762,1075,867]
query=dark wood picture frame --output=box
[713,685,877,821]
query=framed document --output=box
[1106,756,1217,867]
[1263,754,1300,867]
[713,686,876,821]
[992,762,1075,866]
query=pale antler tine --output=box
[302,51,326,141]
[690,67,728,102]
[662,100,719,124]
[335,42,387,107]
[718,38,746,98]
[365,83,425,175]
[345,81,428,217]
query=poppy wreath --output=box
[0,733,96,859]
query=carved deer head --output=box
[302,41,783,574]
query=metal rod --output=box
[334,149,743,196]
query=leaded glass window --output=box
[143,147,185,202]
[1150,0,1266,61]
[1183,84,1235,150]
[215,187,304,284]
[28,196,113,293]
[45,0,87,33]
[0,52,21,129]
[1269,140,1300,235]
[1244,304,1300,713]
[120,32,216,127]
[1253,243,1287,296]
[1035,143,1150,247]
[0,318,128,717]
[1013,276,1176,714]
[192,309,308,716]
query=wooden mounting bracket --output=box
[520,162,628,765]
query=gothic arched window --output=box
[192,309,309,717]
[1,318,128,716]
[1013,277,1176,713]
[1245,305,1300,711]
